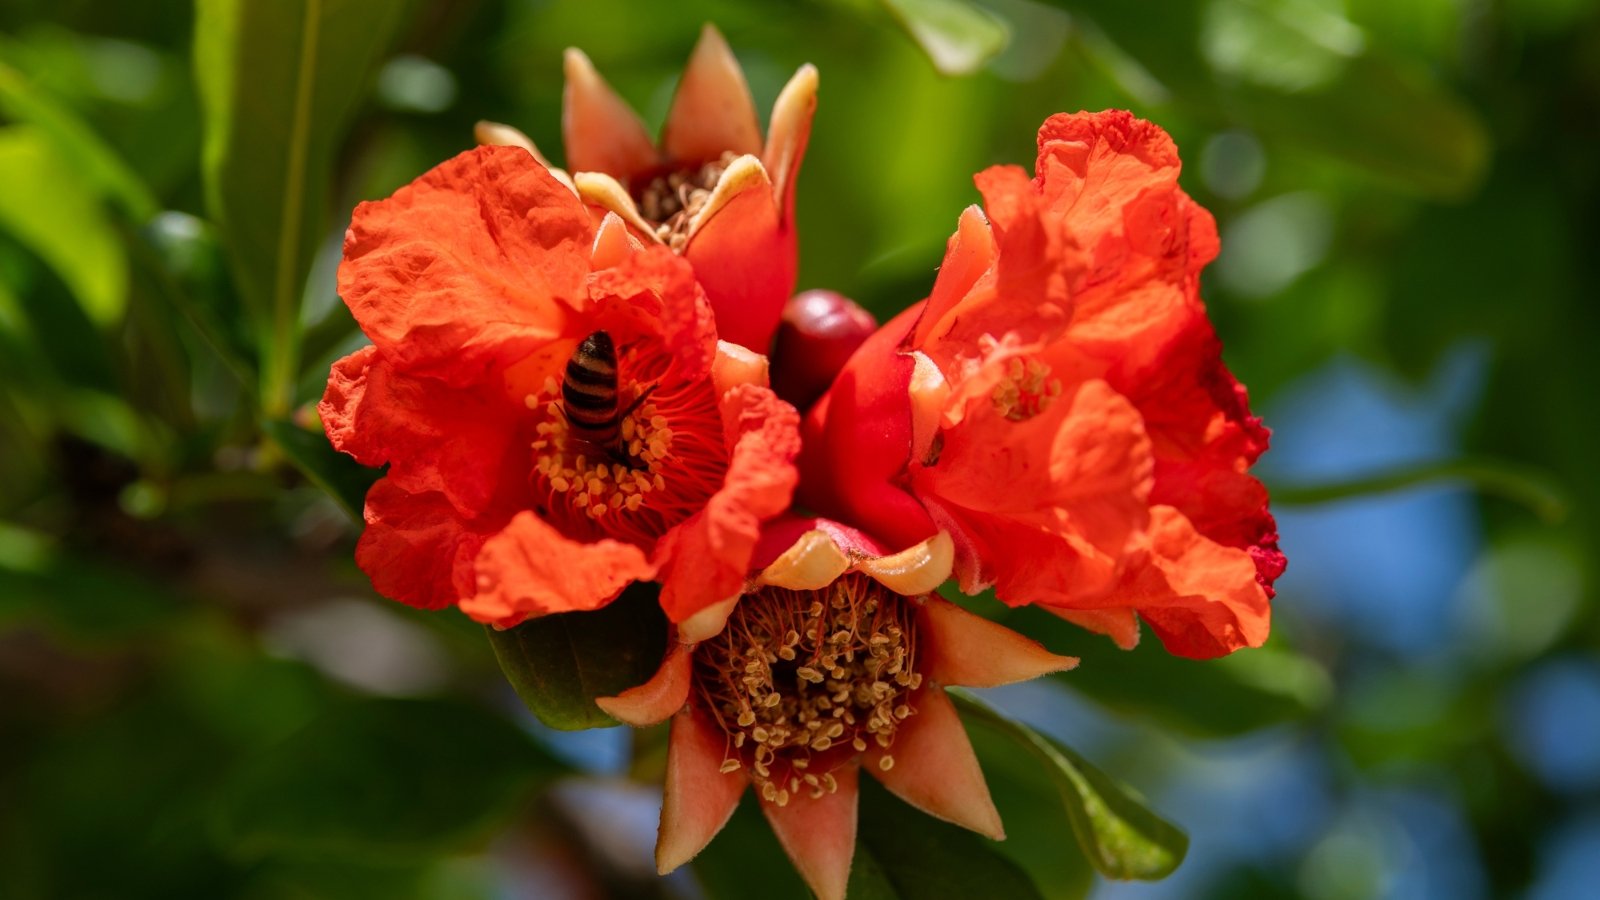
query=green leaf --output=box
[1054,0,1489,197]
[882,0,1010,76]
[137,211,258,391]
[194,0,410,416]
[261,417,379,522]
[1008,606,1329,738]
[851,775,1047,898]
[486,583,670,731]
[0,58,159,221]
[952,689,1188,881]
[0,126,128,327]
[0,521,183,640]
[973,726,1095,900]
[213,697,563,859]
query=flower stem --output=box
[1266,457,1567,522]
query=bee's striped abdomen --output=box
[563,331,621,444]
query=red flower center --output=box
[527,339,727,549]
[693,574,924,806]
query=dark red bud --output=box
[771,289,878,411]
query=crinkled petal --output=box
[459,511,656,627]
[919,595,1077,688]
[658,709,747,874]
[914,378,1152,604]
[760,763,858,900]
[587,247,718,379]
[354,480,503,611]
[657,384,800,624]
[320,346,529,518]
[1036,110,1209,281]
[976,164,1076,327]
[338,146,591,380]
[472,120,578,194]
[1119,505,1271,658]
[865,687,1002,840]
[1111,309,1283,594]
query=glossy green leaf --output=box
[1007,606,1329,738]
[952,689,1187,881]
[851,775,1047,898]
[194,0,410,416]
[214,697,563,858]
[962,694,1094,900]
[261,417,378,522]
[882,0,1010,76]
[0,126,128,326]
[486,583,670,731]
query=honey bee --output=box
[561,331,651,460]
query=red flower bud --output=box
[771,289,878,410]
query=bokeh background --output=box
[2,0,1597,898]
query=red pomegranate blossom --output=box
[476,24,817,355]
[321,145,799,631]
[800,111,1285,659]
[596,517,1076,900]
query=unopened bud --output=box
[771,289,877,411]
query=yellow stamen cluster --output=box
[638,151,737,252]
[695,574,923,807]
[992,356,1062,422]
[527,377,675,520]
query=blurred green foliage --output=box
[1,0,1597,897]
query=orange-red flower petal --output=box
[325,145,799,627]
[353,480,503,611]
[799,110,1282,658]
[459,512,657,627]
[656,382,801,625]
[338,147,590,380]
